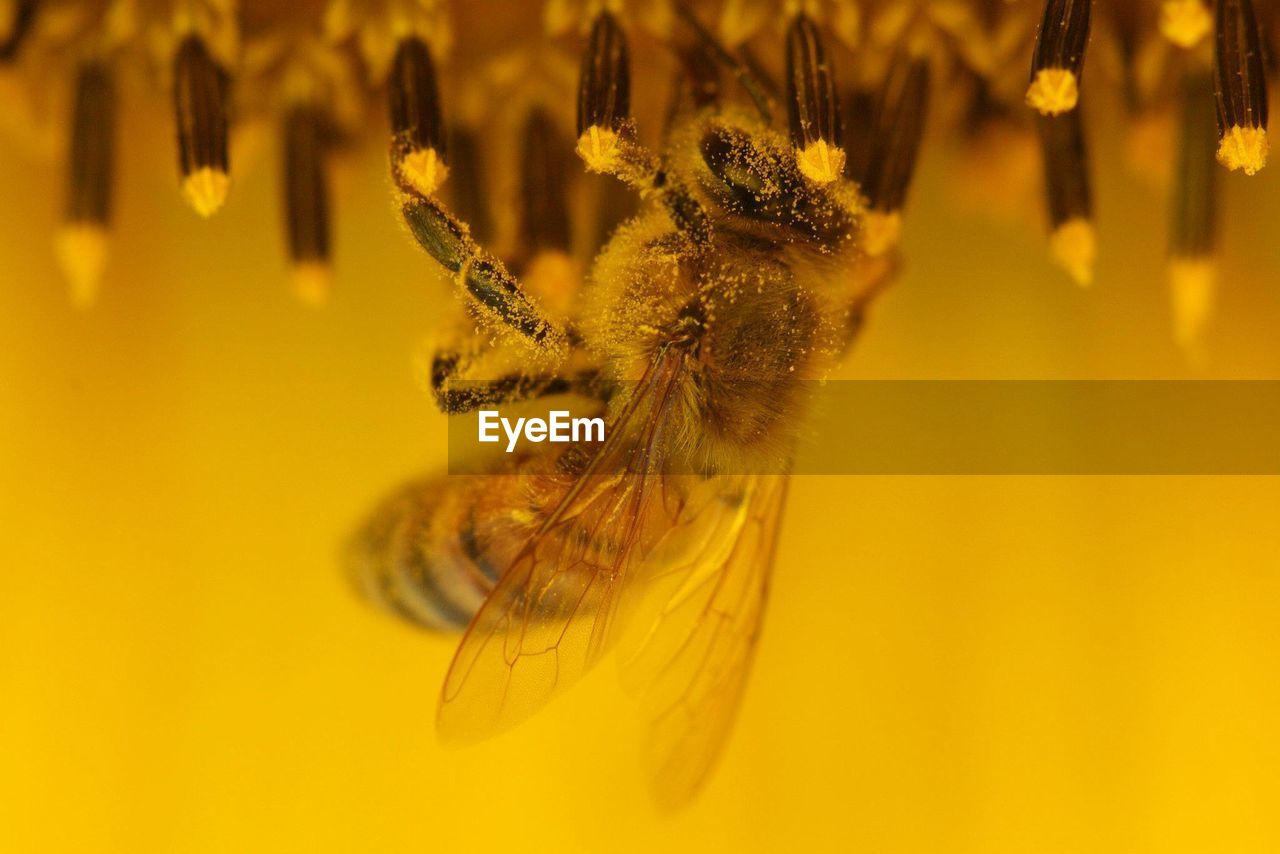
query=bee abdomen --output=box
[346,478,496,633]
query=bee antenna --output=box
[672,3,774,125]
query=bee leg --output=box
[389,40,567,361]
[429,350,608,414]
[399,187,567,359]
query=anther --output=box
[840,87,876,182]
[1039,109,1095,287]
[679,40,721,110]
[521,109,571,254]
[446,128,492,246]
[1213,0,1268,175]
[576,11,630,172]
[1160,0,1213,48]
[56,61,115,308]
[786,13,845,185]
[173,35,231,217]
[390,36,447,198]
[1169,69,1219,354]
[1026,0,1092,116]
[859,58,930,257]
[282,106,332,306]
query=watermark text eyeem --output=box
[478,410,605,453]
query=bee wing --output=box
[436,352,688,741]
[621,474,790,809]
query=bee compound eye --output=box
[699,128,766,196]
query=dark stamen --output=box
[390,36,448,196]
[786,13,844,184]
[577,11,630,134]
[1172,69,1219,260]
[1169,67,1222,351]
[859,57,930,255]
[840,87,877,181]
[173,35,231,217]
[672,2,773,123]
[1038,108,1095,286]
[577,11,630,170]
[283,106,331,305]
[1213,0,1268,174]
[521,109,571,254]
[1027,0,1092,115]
[680,39,721,110]
[446,128,492,245]
[65,61,115,228]
[57,60,115,307]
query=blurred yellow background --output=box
[4,36,1280,854]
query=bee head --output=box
[698,125,794,210]
[695,122,856,247]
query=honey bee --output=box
[348,5,896,806]
[342,0,1273,804]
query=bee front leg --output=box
[398,191,566,359]
[387,39,567,362]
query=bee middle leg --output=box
[428,349,609,414]
[421,106,611,415]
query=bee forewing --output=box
[436,350,685,743]
[627,475,789,810]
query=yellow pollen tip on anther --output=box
[1216,126,1268,176]
[1049,218,1096,287]
[55,223,109,309]
[796,139,846,185]
[1169,257,1216,358]
[575,125,621,173]
[397,146,448,197]
[292,262,331,307]
[181,166,230,218]
[1159,0,1212,48]
[1026,69,1079,116]
[861,210,903,258]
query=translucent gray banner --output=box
[445,381,1280,475]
